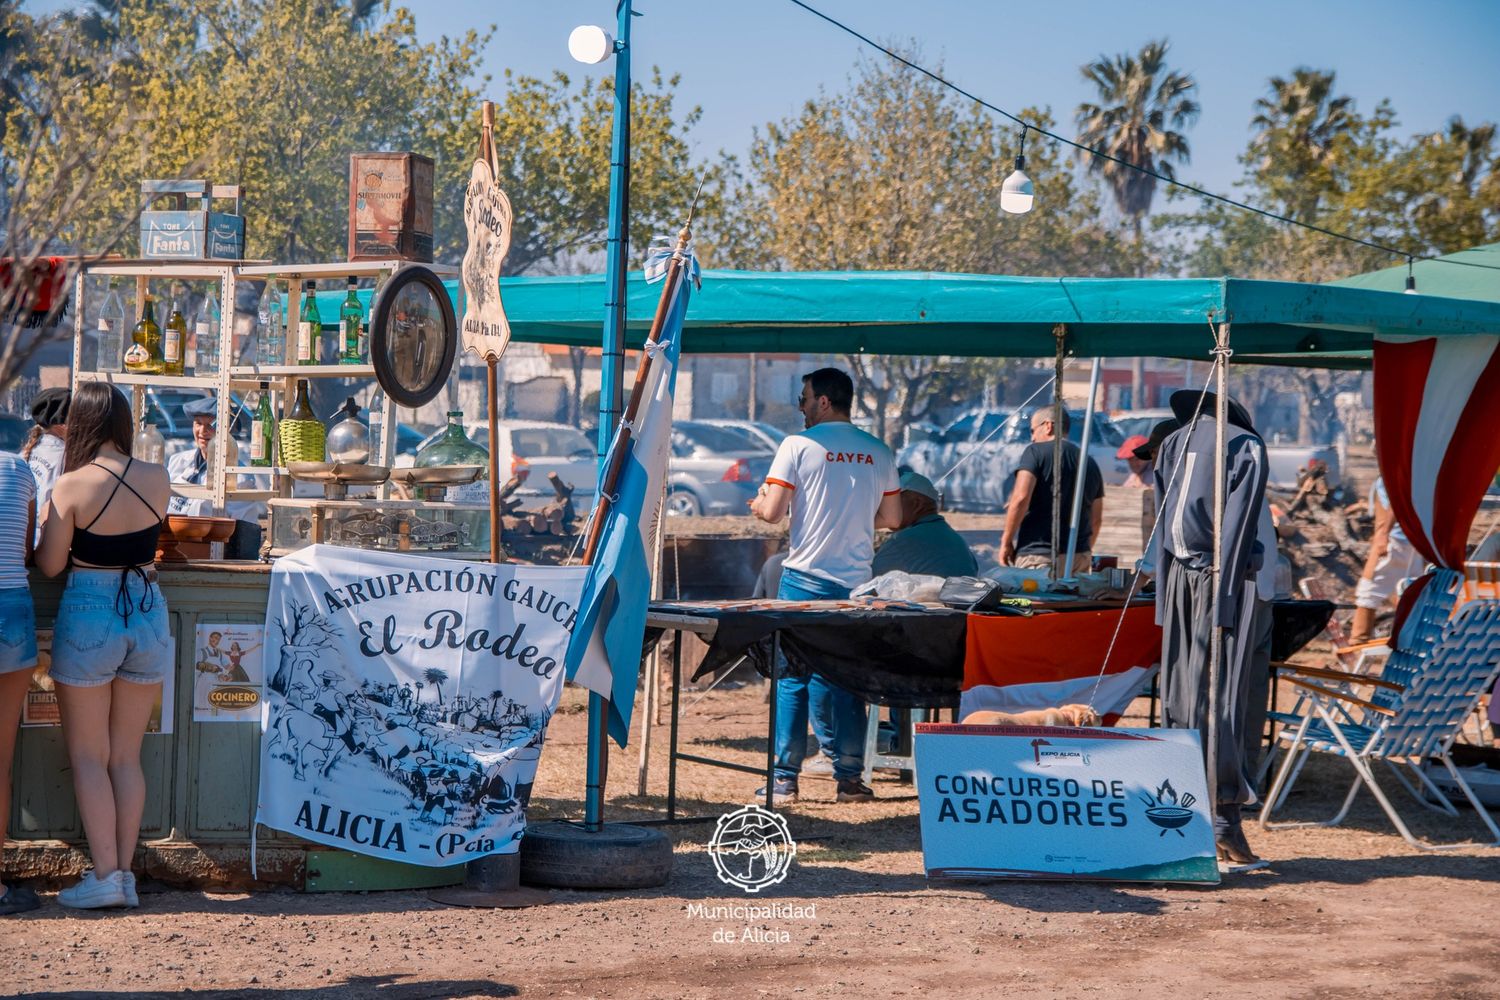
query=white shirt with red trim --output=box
[766,420,898,588]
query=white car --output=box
[412,419,601,502]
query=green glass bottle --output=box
[415,411,489,468]
[415,411,489,503]
[124,294,164,374]
[296,280,320,366]
[250,381,274,467]
[339,278,364,364]
[162,294,188,376]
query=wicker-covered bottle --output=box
[279,378,326,464]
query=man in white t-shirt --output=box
[749,367,901,805]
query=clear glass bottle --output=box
[195,284,221,375]
[296,280,320,366]
[256,281,285,367]
[250,381,274,467]
[97,277,126,373]
[134,418,166,465]
[162,294,188,376]
[124,293,163,374]
[367,388,385,464]
[339,278,364,364]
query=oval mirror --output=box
[370,265,457,408]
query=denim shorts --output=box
[0,586,38,674]
[49,569,171,688]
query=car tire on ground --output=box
[519,820,673,889]
[665,488,702,517]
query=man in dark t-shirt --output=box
[999,408,1104,575]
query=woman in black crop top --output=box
[36,383,172,909]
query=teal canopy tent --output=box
[324,269,1500,362]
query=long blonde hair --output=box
[20,425,44,460]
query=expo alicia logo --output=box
[709,805,796,893]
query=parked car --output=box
[898,407,1130,513]
[1117,407,1341,489]
[694,419,784,454]
[0,413,27,452]
[1111,407,1175,442]
[667,420,773,516]
[413,419,600,502]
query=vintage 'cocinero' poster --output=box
[256,545,588,867]
[194,624,265,723]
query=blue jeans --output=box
[773,567,867,783]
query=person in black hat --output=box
[23,387,69,542]
[166,395,263,559]
[1152,389,1270,865]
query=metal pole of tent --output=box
[1206,322,1229,828]
[585,0,633,834]
[1051,325,1067,578]
[1064,358,1103,576]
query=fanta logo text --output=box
[825,452,874,464]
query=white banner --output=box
[256,545,587,867]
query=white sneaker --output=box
[58,869,128,910]
[121,871,139,908]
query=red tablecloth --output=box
[963,604,1161,722]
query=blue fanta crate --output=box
[139,180,245,260]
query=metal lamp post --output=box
[571,0,632,833]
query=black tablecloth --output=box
[649,598,1334,709]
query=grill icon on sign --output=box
[1140,779,1197,837]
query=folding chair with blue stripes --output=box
[1259,585,1500,852]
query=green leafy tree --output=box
[17,1,716,272]
[712,52,1129,445]
[486,68,722,276]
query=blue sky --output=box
[26,0,1500,203]
[427,0,1500,201]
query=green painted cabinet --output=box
[14,565,275,844]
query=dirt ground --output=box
[7,678,1499,1000]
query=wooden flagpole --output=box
[480,101,503,564]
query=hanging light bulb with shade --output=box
[1001,126,1034,215]
[1404,256,1418,294]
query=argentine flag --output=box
[564,251,696,746]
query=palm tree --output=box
[1075,39,1199,252]
[1249,68,1355,219]
[423,668,449,706]
[1075,38,1197,404]
[489,689,505,717]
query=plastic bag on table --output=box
[851,570,946,603]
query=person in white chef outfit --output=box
[166,396,266,559]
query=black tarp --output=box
[648,598,1334,709]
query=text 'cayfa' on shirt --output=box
[766,421,898,589]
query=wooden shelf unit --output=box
[71,258,457,516]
